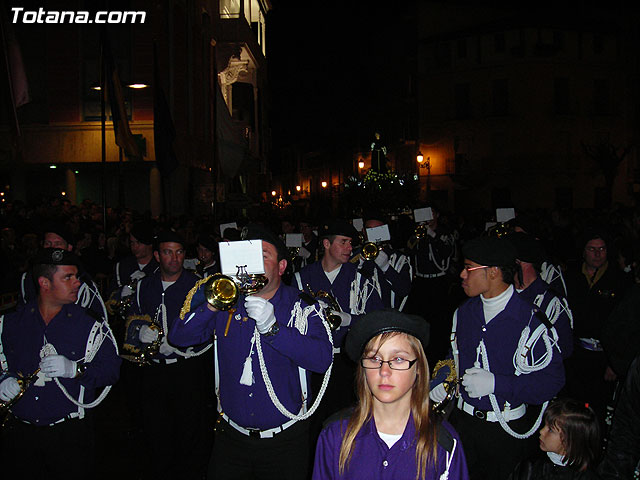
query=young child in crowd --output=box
[312,309,469,480]
[508,398,601,480]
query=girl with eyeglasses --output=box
[312,309,469,480]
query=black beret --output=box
[511,215,538,237]
[507,232,545,264]
[42,222,74,246]
[462,236,517,267]
[578,228,608,251]
[154,230,185,250]
[242,223,288,261]
[130,221,155,245]
[33,248,79,267]
[345,309,430,362]
[198,233,218,252]
[320,219,358,240]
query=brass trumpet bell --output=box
[204,274,239,311]
[361,242,379,261]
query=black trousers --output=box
[1,416,94,480]
[139,355,211,480]
[209,417,310,480]
[448,406,539,480]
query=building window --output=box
[492,79,509,116]
[593,79,611,115]
[554,77,570,115]
[455,83,470,119]
[494,33,506,53]
[457,39,467,59]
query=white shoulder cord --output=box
[76,281,109,322]
[540,262,568,297]
[159,303,212,358]
[254,303,334,421]
[115,262,122,287]
[52,319,118,409]
[388,253,412,311]
[534,293,573,330]
[476,331,550,438]
[20,273,27,301]
[450,310,459,382]
[350,272,375,315]
[428,242,451,274]
[439,438,457,480]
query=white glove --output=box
[334,312,351,327]
[121,285,133,296]
[159,338,176,356]
[427,226,437,238]
[130,270,146,281]
[0,377,21,402]
[139,325,159,343]
[429,383,448,403]
[462,367,495,398]
[39,355,77,379]
[245,296,277,334]
[299,246,311,260]
[374,250,390,272]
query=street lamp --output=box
[358,160,365,169]
[321,181,328,188]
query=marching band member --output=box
[431,236,565,480]
[294,220,384,419]
[126,230,208,480]
[313,309,469,480]
[359,213,412,311]
[0,248,120,479]
[195,232,220,279]
[20,223,108,321]
[169,224,333,480]
[508,232,574,359]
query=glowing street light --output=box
[321,181,328,188]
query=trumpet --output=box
[0,368,41,424]
[203,266,269,311]
[361,242,380,261]
[486,222,511,238]
[430,359,458,415]
[305,284,343,330]
[134,322,164,366]
[415,223,429,238]
[287,246,300,259]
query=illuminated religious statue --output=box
[370,131,388,173]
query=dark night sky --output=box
[266,1,414,156]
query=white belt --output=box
[457,397,526,422]
[415,272,445,279]
[578,337,603,352]
[152,358,178,365]
[221,413,298,439]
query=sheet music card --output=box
[414,207,433,223]
[496,208,516,223]
[366,224,391,243]
[219,240,265,275]
[285,233,303,247]
[219,222,238,237]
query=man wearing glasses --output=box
[564,230,630,433]
[430,236,564,480]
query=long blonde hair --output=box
[338,332,439,480]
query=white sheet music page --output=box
[219,240,265,275]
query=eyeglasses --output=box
[463,265,490,272]
[361,356,418,370]
[585,246,606,253]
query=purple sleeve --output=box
[312,424,341,480]
[168,306,217,347]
